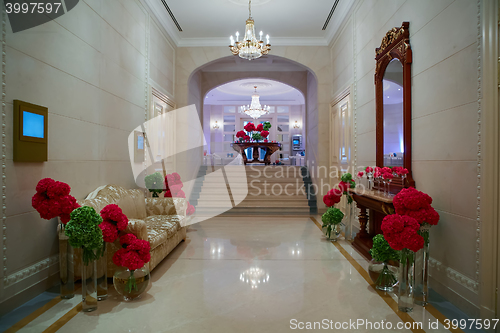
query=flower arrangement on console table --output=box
[367,166,409,195]
[112,234,151,301]
[368,234,399,291]
[32,178,80,299]
[97,204,129,301]
[65,206,104,312]
[392,187,439,306]
[144,172,164,197]
[381,214,425,312]
[236,121,272,143]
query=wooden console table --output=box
[231,142,281,165]
[349,188,395,260]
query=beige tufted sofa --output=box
[73,184,187,278]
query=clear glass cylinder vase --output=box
[81,252,98,312]
[344,204,353,241]
[58,223,74,299]
[415,227,430,306]
[398,248,415,312]
[97,243,107,301]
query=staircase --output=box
[190,165,316,217]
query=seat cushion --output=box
[145,215,182,250]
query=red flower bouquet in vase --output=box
[381,214,425,312]
[32,178,80,299]
[112,234,151,301]
[96,204,129,301]
[393,187,439,306]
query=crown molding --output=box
[178,36,329,47]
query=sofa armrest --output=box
[125,219,148,240]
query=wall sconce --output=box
[293,121,300,129]
[213,121,220,129]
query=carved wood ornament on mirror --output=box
[375,21,415,192]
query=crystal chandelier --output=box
[240,86,270,119]
[229,0,271,60]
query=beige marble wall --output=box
[330,0,480,315]
[2,0,176,313]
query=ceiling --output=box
[204,78,305,105]
[146,0,356,47]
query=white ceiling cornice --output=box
[145,0,356,49]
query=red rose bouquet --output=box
[32,178,80,224]
[99,204,129,243]
[112,233,151,292]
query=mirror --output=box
[382,59,404,167]
[375,22,415,190]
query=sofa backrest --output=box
[78,185,147,219]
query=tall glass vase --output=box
[58,223,74,299]
[415,226,430,306]
[97,243,107,301]
[398,248,415,312]
[81,252,98,312]
[344,203,354,241]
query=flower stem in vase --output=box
[97,242,108,301]
[58,223,75,299]
[126,270,137,293]
[375,263,398,289]
[398,248,415,312]
[81,250,98,312]
[415,227,430,306]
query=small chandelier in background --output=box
[240,86,270,119]
[229,0,271,60]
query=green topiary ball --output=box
[65,206,103,264]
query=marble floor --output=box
[7,216,458,332]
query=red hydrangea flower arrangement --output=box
[32,178,80,224]
[112,234,151,271]
[99,204,129,243]
[186,202,195,216]
[323,188,342,207]
[260,130,269,139]
[164,172,185,198]
[244,122,256,132]
[392,187,439,226]
[381,214,424,252]
[256,123,264,131]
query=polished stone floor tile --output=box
[15,216,452,332]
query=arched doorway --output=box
[203,78,306,165]
[186,54,319,169]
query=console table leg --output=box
[358,207,368,237]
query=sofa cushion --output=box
[145,215,182,250]
[94,185,147,219]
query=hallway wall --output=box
[1,0,176,313]
[330,0,480,315]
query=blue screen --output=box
[293,139,300,145]
[23,111,44,138]
[137,136,144,149]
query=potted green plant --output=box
[321,207,344,241]
[144,172,164,197]
[368,234,399,291]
